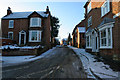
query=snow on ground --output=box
[68,46,119,79]
[0,45,44,49]
[1,47,56,67]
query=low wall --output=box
[1,46,50,56]
[2,49,37,56]
[0,38,15,46]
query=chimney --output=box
[7,7,12,15]
[46,6,49,14]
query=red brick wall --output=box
[2,12,51,48]
[2,19,29,44]
[84,1,120,60]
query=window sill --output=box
[30,26,41,27]
[9,27,14,28]
[86,47,92,49]
[29,41,41,42]
[100,46,112,49]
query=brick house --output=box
[72,19,86,48]
[1,6,52,48]
[84,0,120,60]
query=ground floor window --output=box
[100,27,112,48]
[86,35,91,48]
[29,30,42,42]
[8,32,13,40]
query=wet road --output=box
[2,46,87,79]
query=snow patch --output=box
[2,47,56,67]
[68,46,119,78]
[0,45,43,50]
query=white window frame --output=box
[29,30,42,42]
[99,27,112,49]
[9,20,14,28]
[87,2,91,13]
[88,16,92,27]
[101,0,110,17]
[8,32,13,40]
[86,35,92,48]
[30,18,41,27]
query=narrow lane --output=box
[2,46,87,78]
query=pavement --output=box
[2,46,87,79]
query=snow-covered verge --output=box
[0,45,44,50]
[68,46,119,79]
[1,47,56,67]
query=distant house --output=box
[84,0,120,60]
[72,19,86,48]
[1,6,52,48]
[61,38,67,45]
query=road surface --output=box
[2,46,87,79]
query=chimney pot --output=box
[7,7,12,15]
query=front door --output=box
[92,31,99,52]
[21,34,24,44]
[19,30,26,45]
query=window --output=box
[101,29,106,46]
[8,32,13,40]
[101,0,110,17]
[9,20,14,28]
[86,35,92,48]
[88,16,92,27]
[30,18,41,27]
[87,2,91,13]
[100,28,112,48]
[29,30,42,42]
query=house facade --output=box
[84,0,120,60]
[72,19,86,48]
[1,6,52,48]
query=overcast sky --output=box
[0,1,86,41]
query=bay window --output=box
[30,18,41,27]
[100,28,112,48]
[29,30,42,42]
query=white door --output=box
[92,31,99,52]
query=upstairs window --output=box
[8,32,13,40]
[9,20,14,28]
[101,0,110,17]
[30,18,41,27]
[88,16,92,27]
[87,2,91,13]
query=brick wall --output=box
[84,1,120,60]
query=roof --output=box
[2,11,49,19]
[97,17,115,27]
[78,27,86,33]
[86,27,92,33]
[84,0,91,8]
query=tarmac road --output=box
[2,46,87,79]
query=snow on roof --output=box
[78,27,86,33]
[2,11,49,19]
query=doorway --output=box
[19,30,26,45]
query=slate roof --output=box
[86,27,92,33]
[2,11,49,19]
[97,17,115,28]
